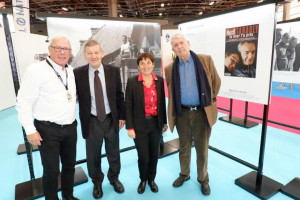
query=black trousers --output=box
[34,120,77,200]
[134,117,161,182]
[86,115,120,185]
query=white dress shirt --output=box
[16,58,76,135]
[88,64,111,116]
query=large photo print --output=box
[47,18,161,92]
[272,20,300,85]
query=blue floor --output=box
[0,106,299,200]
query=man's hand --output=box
[127,129,136,139]
[27,132,43,146]
[119,120,125,129]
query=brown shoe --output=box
[201,183,211,195]
[172,176,190,187]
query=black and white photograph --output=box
[47,18,161,92]
[275,23,300,73]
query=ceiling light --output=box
[161,3,165,7]
[62,7,68,11]
[257,0,263,3]
[119,14,123,17]
[199,12,203,15]
[209,1,215,6]
[159,13,162,16]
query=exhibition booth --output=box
[1,1,300,199]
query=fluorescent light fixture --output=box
[159,12,162,16]
[119,14,123,17]
[62,7,68,11]
[161,3,165,7]
[199,12,203,15]
[209,1,215,5]
[257,0,263,3]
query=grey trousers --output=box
[176,108,211,185]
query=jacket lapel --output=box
[103,64,111,100]
[154,78,160,109]
[81,64,91,102]
[137,77,145,110]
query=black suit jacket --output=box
[74,64,125,139]
[125,75,167,133]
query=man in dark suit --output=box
[74,40,125,199]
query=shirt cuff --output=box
[24,124,37,135]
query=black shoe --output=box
[93,184,103,199]
[62,195,79,200]
[110,180,124,193]
[137,181,146,194]
[201,183,211,195]
[172,176,190,187]
[148,180,158,192]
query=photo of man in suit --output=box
[74,39,125,199]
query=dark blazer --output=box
[74,64,125,139]
[125,74,167,133]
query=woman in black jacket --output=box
[125,53,168,194]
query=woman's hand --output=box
[162,124,168,133]
[127,129,136,139]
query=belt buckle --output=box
[190,106,197,111]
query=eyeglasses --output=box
[50,46,72,53]
[229,56,238,64]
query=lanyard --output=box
[46,59,68,91]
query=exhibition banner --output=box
[12,0,30,32]
[273,20,300,84]
[179,3,276,105]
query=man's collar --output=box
[88,63,104,73]
[179,53,192,65]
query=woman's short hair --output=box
[137,53,154,65]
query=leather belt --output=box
[91,113,111,119]
[181,105,201,111]
[35,119,75,128]
[145,115,157,120]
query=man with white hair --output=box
[232,41,257,78]
[16,37,79,200]
[165,33,221,196]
